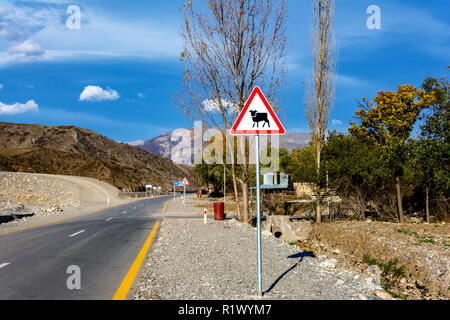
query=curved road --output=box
[0,196,170,300]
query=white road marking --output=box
[122,211,127,214]
[105,218,113,221]
[69,230,85,237]
[0,263,10,269]
[132,207,136,210]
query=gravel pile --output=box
[134,218,391,300]
[0,172,80,218]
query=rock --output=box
[375,291,393,300]
[333,248,341,255]
[400,277,407,286]
[334,280,345,286]
[358,294,368,300]
[437,269,446,277]
[415,280,425,289]
[367,265,381,277]
[320,258,337,270]
[366,265,382,289]
[366,276,380,289]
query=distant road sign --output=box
[182,177,189,185]
[174,181,182,187]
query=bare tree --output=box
[175,0,288,223]
[304,0,337,223]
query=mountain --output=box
[134,129,311,159]
[0,122,195,191]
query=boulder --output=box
[320,258,337,270]
[366,265,382,289]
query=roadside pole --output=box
[325,133,330,218]
[255,135,262,297]
[182,178,189,206]
[230,86,285,299]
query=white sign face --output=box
[231,87,285,135]
[145,185,152,189]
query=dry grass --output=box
[308,221,450,300]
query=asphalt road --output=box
[0,196,170,300]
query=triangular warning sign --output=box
[182,177,189,185]
[231,87,285,135]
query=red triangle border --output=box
[231,87,286,135]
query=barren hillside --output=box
[0,122,195,191]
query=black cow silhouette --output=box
[249,110,270,128]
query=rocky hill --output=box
[0,122,194,191]
[136,129,311,159]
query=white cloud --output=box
[0,99,38,115]
[79,85,119,102]
[8,39,45,56]
[202,99,237,113]
[336,74,371,88]
[331,119,343,126]
[0,2,182,67]
[137,92,145,99]
[0,3,61,46]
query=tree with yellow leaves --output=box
[349,85,435,222]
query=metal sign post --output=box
[230,86,285,298]
[174,181,182,199]
[255,135,262,296]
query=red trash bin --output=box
[214,202,224,220]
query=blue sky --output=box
[0,0,448,143]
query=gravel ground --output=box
[134,217,390,300]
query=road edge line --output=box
[112,220,160,300]
[112,199,169,300]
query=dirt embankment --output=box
[307,221,449,300]
[0,172,129,231]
